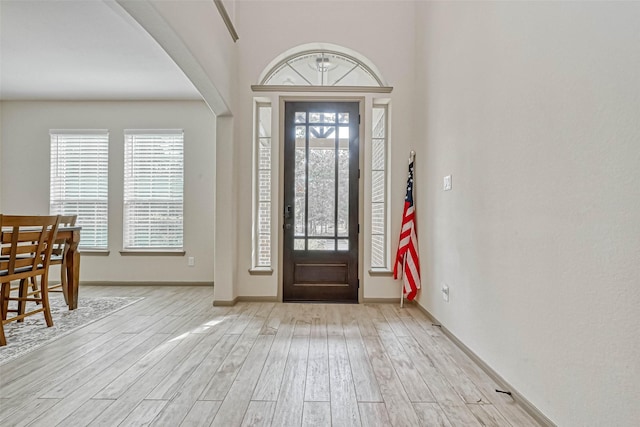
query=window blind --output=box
[50,130,109,250]
[123,130,184,250]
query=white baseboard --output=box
[412,302,556,427]
[81,281,214,287]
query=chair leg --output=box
[0,281,5,345]
[31,276,41,305]
[61,259,69,305]
[41,274,53,328]
[1,282,8,321]
[18,279,30,322]
[0,317,5,346]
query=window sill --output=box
[79,250,110,256]
[249,267,273,276]
[369,268,393,276]
[119,250,186,256]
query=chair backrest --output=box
[58,215,77,228]
[52,215,77,257]
[0,215,60,276]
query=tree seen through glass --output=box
[294,112,350,251]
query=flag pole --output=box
[400,150,416,308]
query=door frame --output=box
[277,96,365,303]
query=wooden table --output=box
[58,226,81,310]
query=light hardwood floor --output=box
[0,286,541,426]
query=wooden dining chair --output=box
[30,214,77,304]
[0,215,60,346]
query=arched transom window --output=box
[253,46,391,93]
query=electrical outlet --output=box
[442,283,450,302]
[188,256,195,267]
[443,175,452,191]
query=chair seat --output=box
[1,265,35,276]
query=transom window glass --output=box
[123,130,184,250]
[50,130,109,250]
[262,50,383,87]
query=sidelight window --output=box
[370,104,389,270]
[252,103,273,269]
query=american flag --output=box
[393,159,421,301]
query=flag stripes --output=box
[393,160,421,301]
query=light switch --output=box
[444,175,452,191]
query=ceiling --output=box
[0,0,202,101]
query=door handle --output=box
[284,205,292,219]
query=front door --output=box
[283,101,359,302]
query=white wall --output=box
[234,0,418,299]
[0,101,3,213]
[415,2,640,425]
[114,0,237,116]
[110,0,240,301]
[1,100,216,285]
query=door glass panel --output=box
[323,113,336,123]
[338,239,348,251]
[338,126,350,139]
[294,238,305,251]
[337,137,349,237]
[309,126,335,139]
[308,239,335,251]
[295,127,306,237]
[338,113,349,124]
[309,112,335,123]
[295,112,306,123]
[308,127,335,237]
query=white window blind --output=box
[124,130,184,250]
[50,130,109,250]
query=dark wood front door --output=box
[283,101,359,302]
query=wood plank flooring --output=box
[0,286,541,426]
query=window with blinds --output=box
[50,130,109,250]
[371,105,389,270]
[123,130,184,250]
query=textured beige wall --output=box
[0,100,216,284]
[414,2,640,425]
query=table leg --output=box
[66,230,81,310]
